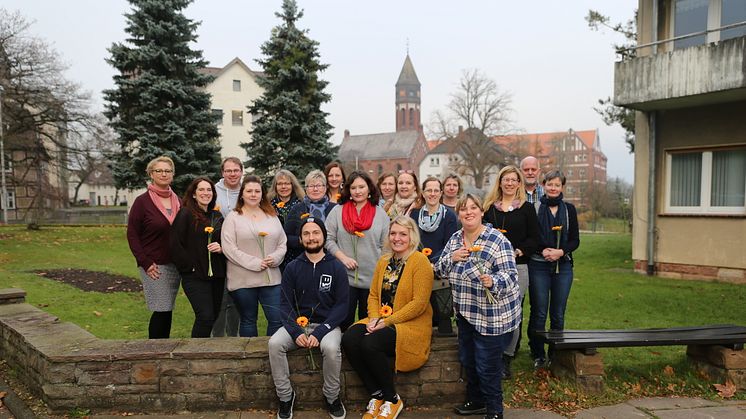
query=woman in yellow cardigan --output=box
[341,215,433,419]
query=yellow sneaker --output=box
[362,398,383,419]
[375,398,403,419]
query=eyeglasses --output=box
[223,169,242,174]
[306,184,325,190]
[277,182,292,187]
[151,169,173,174]
[501,178,520,184]
[423,189,441,194]
[398,170,414,174]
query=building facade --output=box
[614,0,746,282]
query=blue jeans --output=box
[229,285,282,337]
[456,316,511,415]
[527,259,574,360]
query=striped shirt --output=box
[435,226,521,336]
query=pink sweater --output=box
[221,211,287,291]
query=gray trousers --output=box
[268,324,342,402]
[504,263,529,357]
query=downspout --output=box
[646,111,657,276]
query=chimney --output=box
[343,129,350,140]
[458,125,463,134]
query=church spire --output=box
[395,54,421,132]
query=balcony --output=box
[614,36,746,111]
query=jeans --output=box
[211,285,240,337]
[268,325,343,402]
[181,273,225,338]
[229,285,282,337]
[527,259,574,360]
[342,287,369,331]
[456,316,511,415]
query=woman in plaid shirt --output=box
[435,193,521,419]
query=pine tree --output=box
[103,0,221,193]
[245,0,336,181]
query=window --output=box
[673,0,746,49]
[665,148,746,214]
[409,108,414,128]
[232,110,243,126]
[674,0,709,49]
[721,0,746,40]
[377,164,383,176]
[430,157,439,166]
[1,190,15,210]
[2,153,11,173]
[232,80,241,92]
[579,169,586,178]
[211,109,223,126]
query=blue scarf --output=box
[303,195,331,222]
[537,193,568,251]
[417,204,445,233]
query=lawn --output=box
[0,224,743,412]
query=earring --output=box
[368,194,371,198]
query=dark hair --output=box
[181,177,218,229]
[234,175,277,216]
[542,170,567,186]
[340,171,380,205]
[420,177,444,206]
[324,162,346,196]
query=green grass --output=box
[0,225,744,412]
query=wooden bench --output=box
[536,324,746,393]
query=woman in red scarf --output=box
[325,171,390,330]
[126,156,182,339]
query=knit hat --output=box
[300,216,328,244]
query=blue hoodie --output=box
[280,252,349,342]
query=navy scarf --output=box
[537,193,569,250]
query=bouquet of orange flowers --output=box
[296,316,316,370]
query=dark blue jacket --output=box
[280,251,349,342]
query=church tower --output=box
[395,54,421,132]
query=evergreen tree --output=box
[245,0,336,181]
[104,0,221,193]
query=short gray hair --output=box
[305,170,327,187]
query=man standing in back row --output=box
[520,156,544,213]
[211,157,244,337]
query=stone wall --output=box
[0,289,465,413]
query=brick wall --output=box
[0,289,465,414]
[634,260,746,283]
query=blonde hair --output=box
[483,165,526,210]
[456,193,484,214]
[145,156,175,174]
[383,215,421,259]
[267,169,305,201]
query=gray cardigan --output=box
[324,204,389,289]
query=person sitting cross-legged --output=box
[268,217,350,419]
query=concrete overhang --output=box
[613,36,746,111]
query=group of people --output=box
[126,154,580,419]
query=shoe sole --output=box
[387,400,404,419]
[454,407,487,415]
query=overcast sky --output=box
[5,0,637,181]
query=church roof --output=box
[396,55,420,86]
[339,131,421,161]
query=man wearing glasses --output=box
[212,157,244,337]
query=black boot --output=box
[501,355,512,380]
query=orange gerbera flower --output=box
[469,245,483,252]
[296,316,309,327]
[379,304,393,317]
[354,231,365,238]
[204,227,214,234]
[336,193,341,200]
[498,229,507,234]
[213,205,221,212]
[258,231,269,237]
[551,226,562,231]
[276,201,285,208]
[300,213,310,219]
[422,248,432,256]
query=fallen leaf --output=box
[713,380,737,398]
[663,365,675,376]
[631,382,642,393]
[93,311,103,317]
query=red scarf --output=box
[147,184,180,225]
[342,201,376,234]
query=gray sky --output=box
[5,0,637,181]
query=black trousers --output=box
[342,323,397,402]
[342,287,370,331]
[181,273,225,338]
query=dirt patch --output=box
[33,268,141,293]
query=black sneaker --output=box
[484,413,503,419]
[533,357,546,370]
[454,401,486,415]
[501,357,512,380]
[277,392,295,419]
[325,396,346,419]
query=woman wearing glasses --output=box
[283,170,338,266]
[385,171,423,218]
[482,165,539,378]
[268,169,305,227]
[126,156,182,339]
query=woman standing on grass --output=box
[325,171,389,331]
[409,177,458,336]
[126,156,181,339]
[221,175,287,337]
[435,194,521,419]
[482,165,539,378]
[342,216,433,419]
[527,170,579,369]
[170,177,226,338]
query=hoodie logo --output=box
[319,274,332,292]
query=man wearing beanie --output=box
[269,217,350,419]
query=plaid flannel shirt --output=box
[435,226,521,336]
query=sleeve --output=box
[384,254,434,326]
[562,204,580,254]
[366,259,386,320]
[220,213,263,271]
[267,218,287,265]
[169,208,193,273]
[324,206,344,257]
[377,208,390,252]
[312,261,350,342]
[519,203,540,257]
[434,233,459,279]
[280,265,304,340]
[432,211,458,262]
[487,236,518,294]
[126,197,152,269]
[284,204,304,253]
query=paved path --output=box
[85,397,746,419]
